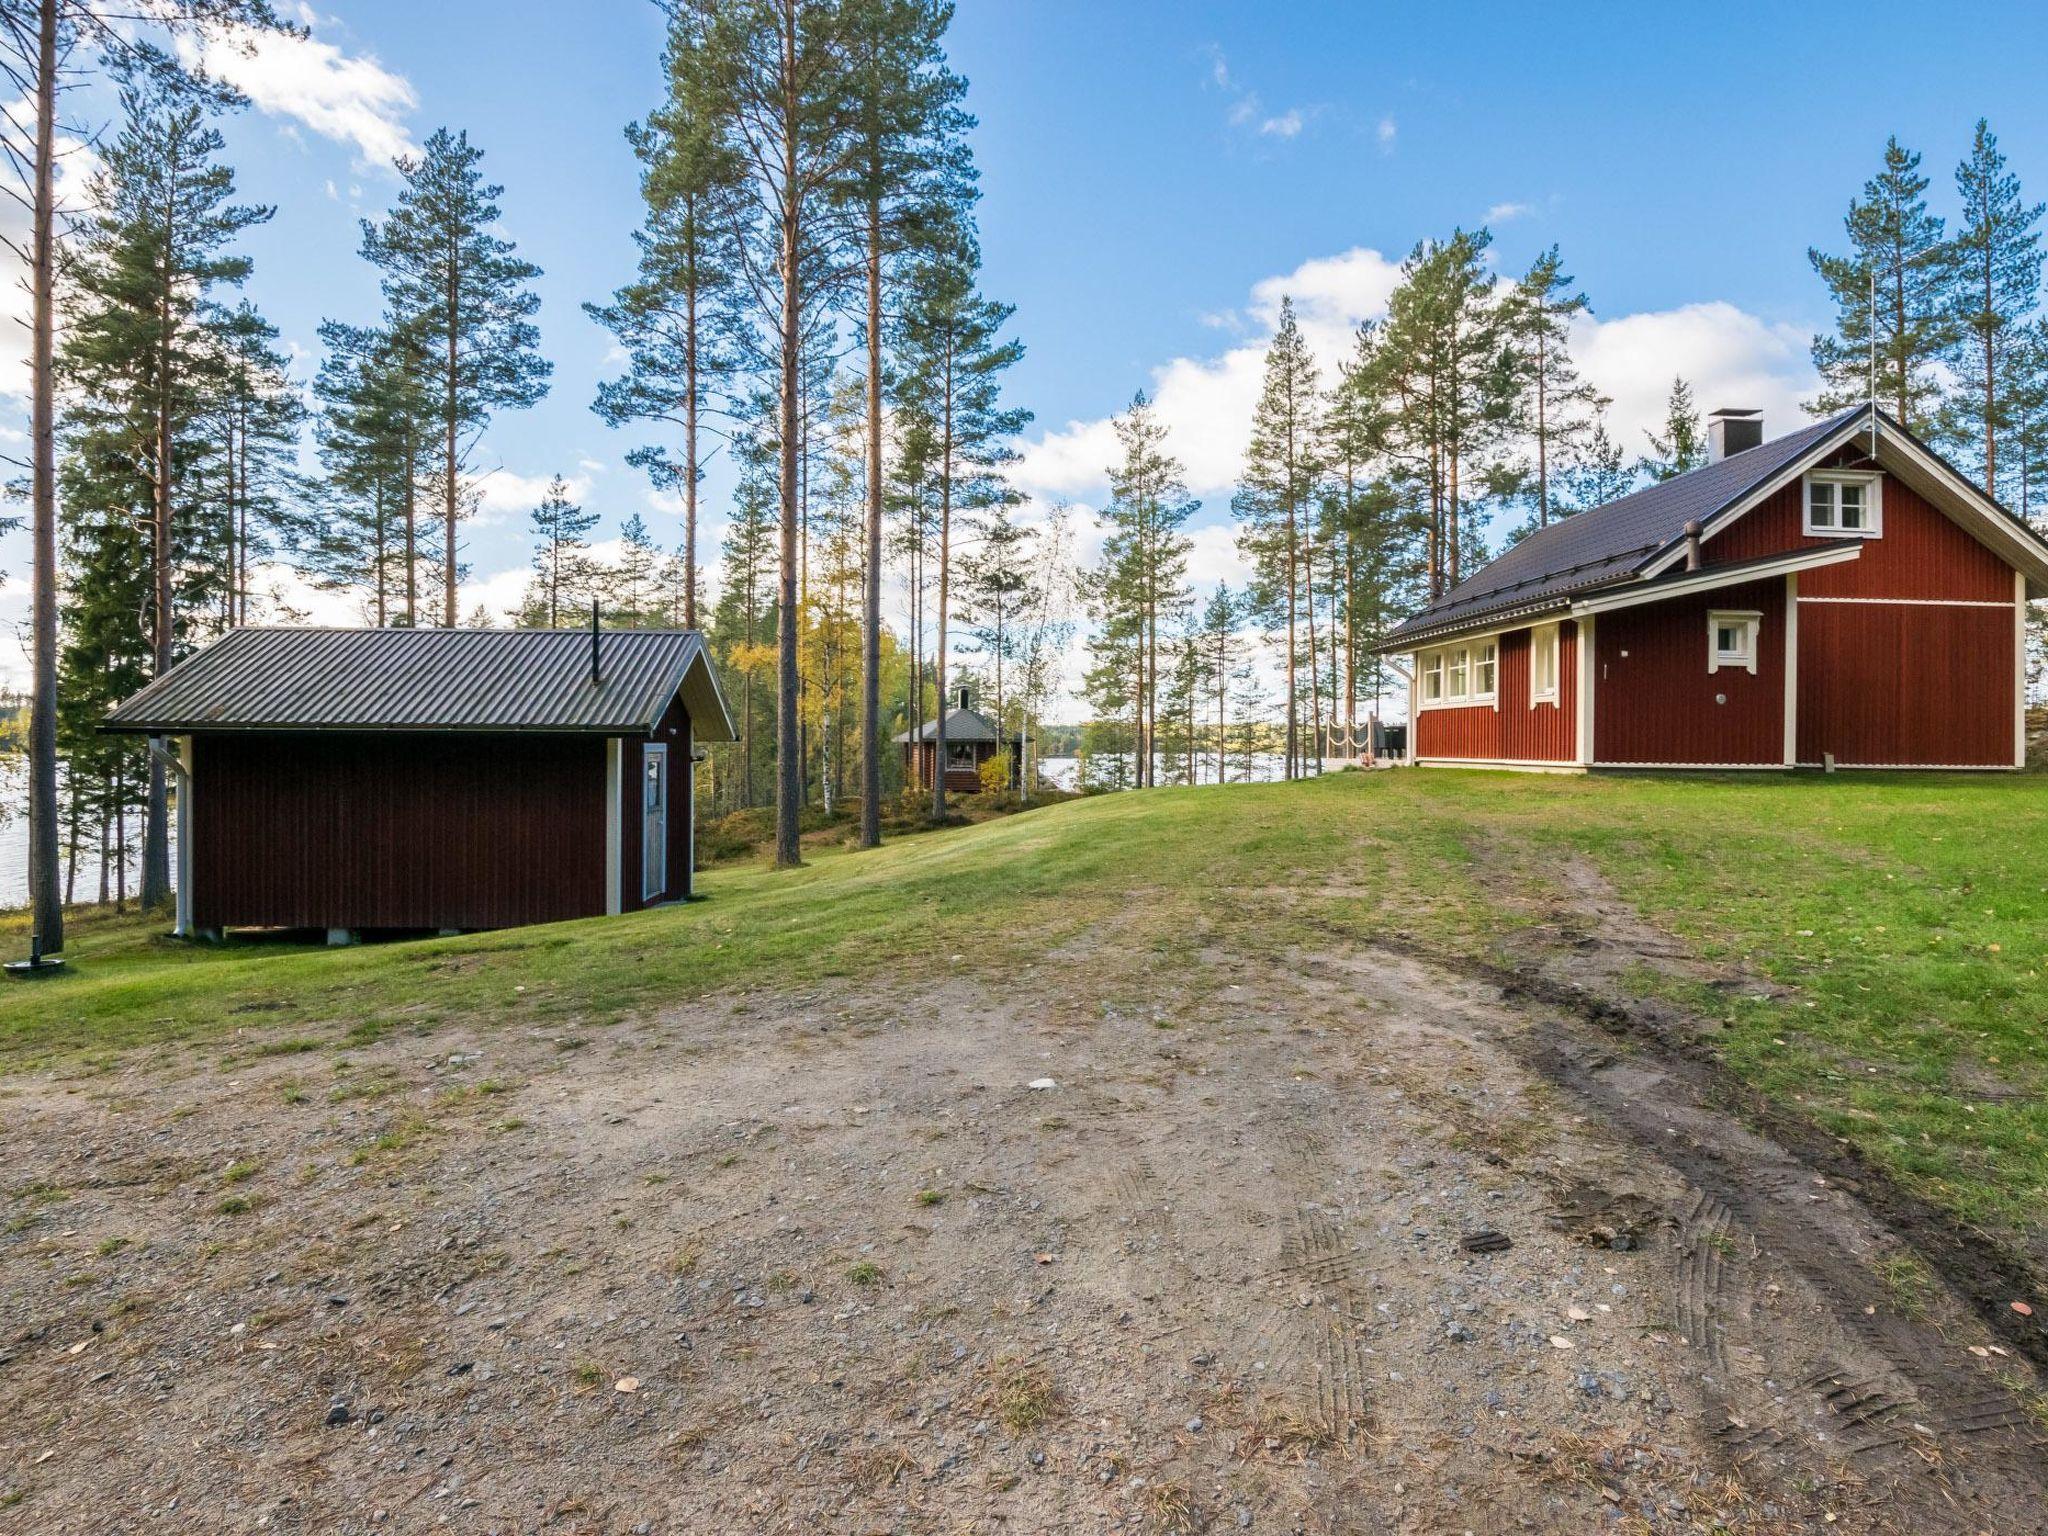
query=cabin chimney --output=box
[1707,408,1763,463]
[955,685,970,712]
[589,599,602,685]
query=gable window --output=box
[1707,609,1761,675]
[1529,623,1559,705]
[1415,638,1499,708]
[1805,470,1882,537]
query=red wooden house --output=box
[1379,405,2047,771]
[104,625,735,939]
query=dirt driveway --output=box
[2,893,2044,1534]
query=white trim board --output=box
[1782,575,1798,768]
[1796,761,2021,772]
[1415,758,1585,774]
[1593,761,1793,771]
[1571,544,1863,619]
[1796,595,2016,608]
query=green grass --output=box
[4,768,2046,1246]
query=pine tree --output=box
[1806,137,1950,432]
[588,1,744,634]
[59,68,273,911]
[1367,229,1520,600]
[708,431,781,810]
[361,127,550,627]
[1941,119,2044,497]
[519,476,598,627]
[956,495,1032,757]
[199,300,305,630]
[895,220,1028,819]
[1557,418,1636,515]
[668,0,867,865]
[1509,246,1606,529]
[1,0,301,953]
[840,0,970,845]
[1234,298,1319,778]
[310,321,427,625]
[1639,377,1705,481]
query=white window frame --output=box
[1528,623,1560,707]
[1415,637,1499,709]
[1803,469,1883,538]
[1707,609,1762,675]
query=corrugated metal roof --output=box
[104,626,737,741]
[894,706,1012,745]
[1382,406,1869,647]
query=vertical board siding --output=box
[1796,602,2015,765]
[1413,621,1578,762]
[1706,473,2013,600]
[192,733,606,930]
[1593,579,1785,765]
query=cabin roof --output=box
[1381,406,1872,647]
[104,625,737,741]
[894,706,1015,745]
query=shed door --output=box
[642,745,668,900]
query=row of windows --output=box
[1418,625,1559,708]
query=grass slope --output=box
[5,769,2044,1244]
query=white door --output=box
[642,745,668,900]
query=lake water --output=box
[1037,752,1317,791]
[0,761,167,912]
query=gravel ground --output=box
[1,889,2044,1535]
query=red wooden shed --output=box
[1378,406,2048,772]
[103,625,735,939]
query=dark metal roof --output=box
[104,626,737,741]
[1382,406,1870,647]
[894,706,1015,745]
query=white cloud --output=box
[1016,247,1404,503]
[1573,301,1816,460]
[1203,45,1314,145]
[1376,116,1397,151]
[471,468,593,521]
[1485,200,1534,225]
[1012,248,1820,515]
[177,17,418,169]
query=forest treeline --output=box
[4,2,2046,947]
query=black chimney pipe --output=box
[590,598,602,684]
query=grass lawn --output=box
[4,767,2044,1249]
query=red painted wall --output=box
[1797,602,2015,766]
[1705,471,2013,600]
[1414,622,1578,762]
[1593,578,1786,765]
[192,732,607,930]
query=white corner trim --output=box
[1575,614,1596,765]
[605,738,622,917]
[1783,575,1798,767]
[2019,568,2030,770]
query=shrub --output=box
[978,751,1012,797]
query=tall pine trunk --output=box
[929,343,954,822]
[143,167,178,913]
[858,202,883,848]
[772,15,803,869]
[26,0,61,952]
[443,251,461,626]
[684,234,700,629]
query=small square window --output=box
[1707,610,1761,675]
[1805,471,1882,537]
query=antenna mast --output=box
[1868,267,1879,458]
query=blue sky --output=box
[4,0,2048,699]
